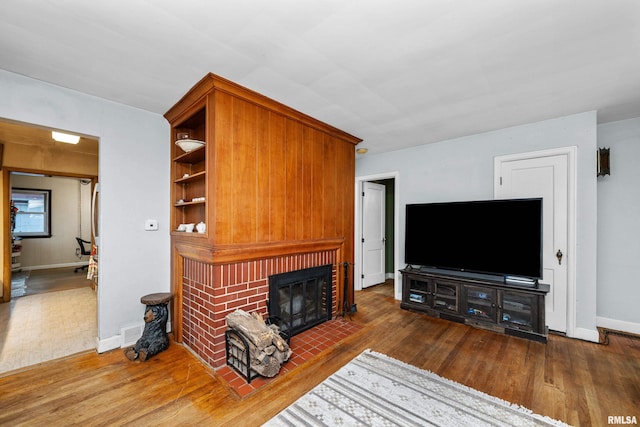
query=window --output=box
[11,188,52,238]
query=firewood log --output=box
[226,310,274,349]
[226,309,291,378]
[272,334,287,352]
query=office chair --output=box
[74,237,92,273]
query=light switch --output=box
[145,219,159,231]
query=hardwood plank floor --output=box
[23,267,92,296]
[0,285,638,426]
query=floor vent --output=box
[121,324,143,347]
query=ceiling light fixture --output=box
[52,131,80,144]
[356,147,368,154]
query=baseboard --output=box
[97,321,174,353]
[596,316,640,343]
[22,262,87,271]
[97,335,122,353]
[597,316,640,335]
[570,327,600,343]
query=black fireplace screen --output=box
[268,264,332,338]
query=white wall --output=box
[596,117,640,334]
[0,70,170,351]
[356,111,599,340]
[11,174,92,269]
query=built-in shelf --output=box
[174,200,206,207]
[174,170,206,184]
[171,106,207,233]
[174,144,205,164]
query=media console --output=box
[400,268,549,342]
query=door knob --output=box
[556,249,563,265]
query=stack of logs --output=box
[226,309,292,378]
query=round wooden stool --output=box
[140,292,173,306]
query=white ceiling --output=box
[1,0,639,155]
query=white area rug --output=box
[264,349,570,427]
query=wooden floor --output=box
[22,267,92,296]
[1,282,638,426]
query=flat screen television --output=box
[405,198,542,280]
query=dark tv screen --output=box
[404,198,542,279]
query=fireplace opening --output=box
[268,264,333,338]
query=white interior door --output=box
[362,182,386,288]
[495,153,569,333]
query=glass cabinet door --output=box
[464,285,497,321]
[499,291,538,331]
[407,278,430,306]
[432,280,458,312]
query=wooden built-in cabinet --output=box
[166,74,362,250]
[401,269,549,342]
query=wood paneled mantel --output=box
[165,73,361,361]
[173,236,345,266]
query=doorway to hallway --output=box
[355,172,399,299]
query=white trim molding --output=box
[571,327,600,343]
[355,171,401,299]
[597,316,640,336]
[97,335,121,353]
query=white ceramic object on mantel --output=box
[184,223,195,233]
[196,222,206,233]
[175,139,205,153]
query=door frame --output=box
[494,146,577,338]
[355,172,400,299]
[3,168,98,302]
[361,181,386,288]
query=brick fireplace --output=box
[180,250,337,369]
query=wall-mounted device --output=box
[597,147,610,176]
[144,219,159,231]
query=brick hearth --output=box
[181,250,337,368]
